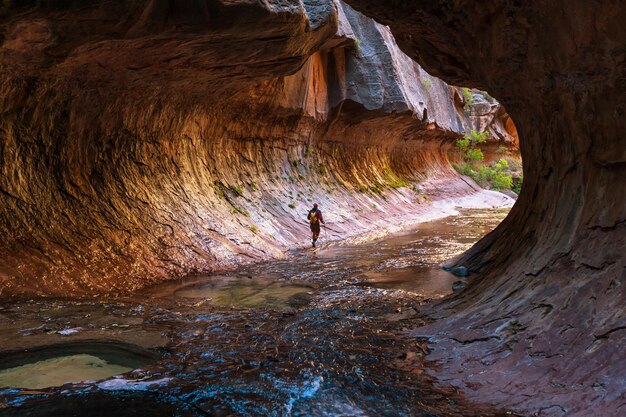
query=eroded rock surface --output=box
[344,1,626,416]
[0,1,512,297]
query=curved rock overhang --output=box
[0,1,514,297]
[343,1,626,416]
[4,0,620,415]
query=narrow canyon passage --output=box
[0,209,513,416]
[0,1,624,417]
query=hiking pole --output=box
[307,223,341,233]
[320,223,341,233]
[300,221,341,233]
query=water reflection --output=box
[0,354,133,389]
[175,276,314,309]
[2,209,512,417]
[0,342,155,390]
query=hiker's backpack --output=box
[309,209,318,224]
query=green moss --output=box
[370,184,384,195]
[388,178,409,189]
[231,206,250,216]
[248,180,259,191]
[480,90,495,102]
[250,225,259,234]
[212,181,226,199]
[288,202,296,209]
[317,164,326,176]
[420,78,433,89]
[230,185,244,197]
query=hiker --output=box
[307,203,325,247]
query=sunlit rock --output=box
[0,0,512,297]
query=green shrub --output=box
[512,174,523,194]
[454,129,521,192]
[457,130,489,159]
[288,202,296,209]
[454,161,513,191]
[491,172,513,190]
[420,78,432,89]
[250,225,259,234]
[456,136,470,151]
[465,148,484,162]
[467,129,489,146]
[461,87,474,110]
[506,158,521,172]
[494,158,509,171]
[453,162,472,177]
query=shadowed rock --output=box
[344,1,626,416]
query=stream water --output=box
[0,208,516,417]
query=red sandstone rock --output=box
[344,1,626,416]
[0,1,512,298]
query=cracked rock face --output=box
[344,1,626,416]
[0,1,513,297]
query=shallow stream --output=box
[0,209,516,417]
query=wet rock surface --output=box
[3,0,623,416]
[0,210,513,416]
[344,1,626,416]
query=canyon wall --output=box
[0,1,512,297]
[3,1,621,416]
[344,1,626,416]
